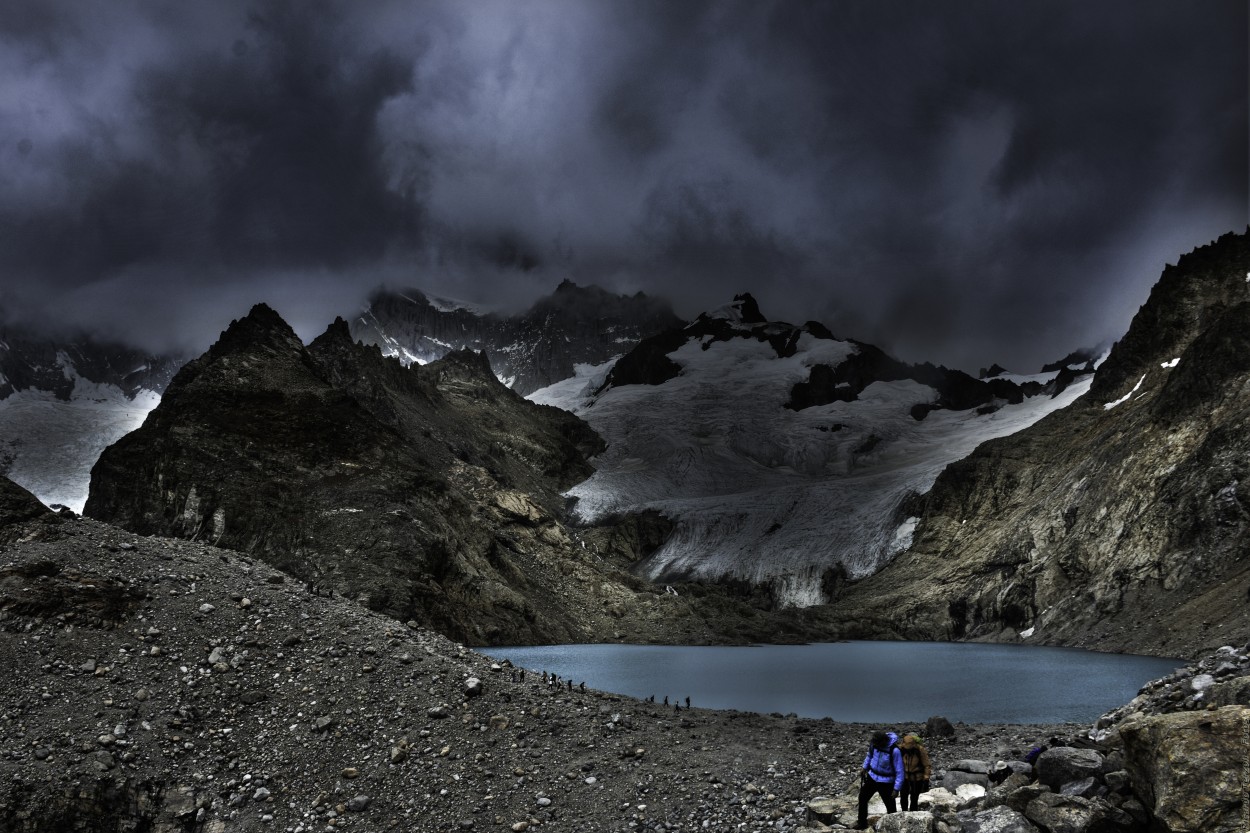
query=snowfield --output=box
[530,334,1091,606]
[0,382,159,513]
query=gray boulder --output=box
[925,716,955,738]
[876,810,936,833]
[1025,793,1096,833]
[942,770,991,791]
[1120,705,1249,832]
[1058,777,1102,799]
[960,805,1039,833]
[951,759,992,775]
[1034,747,1104,790]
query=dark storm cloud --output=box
[0,0,1245,370]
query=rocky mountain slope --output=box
[4,483,1247,833]
[0,324,182,511]
[352,280,683,394]
[827,230,1250,658]
[532,294,1093,606]
[82,304,841,647]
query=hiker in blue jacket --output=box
[856,730,903,829]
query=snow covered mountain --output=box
[531,294,1094,606]
[0,326,181,512]
[351,280,682,395]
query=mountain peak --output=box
[206,303,303,361]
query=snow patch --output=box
[1160,358,1180,369]
[890,517,919,555]
[0,384,160,512]
[1103,374,1146,410]
[1019,627,1035,639]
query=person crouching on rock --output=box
[898,733,931,811]
[856,730,902,829]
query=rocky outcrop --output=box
[1118,706,1247,833]
[827,230,1250,657]
[1087,644,1250,833]
[352,280,683,394]
[0,476,58,547]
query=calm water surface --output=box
[483,642,1181,724]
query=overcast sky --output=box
[1,1,1245,373]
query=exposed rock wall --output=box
[829,230,1250,657]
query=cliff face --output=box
[352,280,683,395]
[830,230,1250,657]
[82,305,628,645]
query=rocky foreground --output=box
[2,488,1248,832]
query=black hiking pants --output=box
[901,778,926,811]
[856,778,897,828]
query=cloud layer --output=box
[1,0,1245,371]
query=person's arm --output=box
[921,747,932,780]
[893,748,904,792]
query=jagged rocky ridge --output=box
[3,490,1247,832]
[352,280,683,395]
[827,230,1250,658]
[83,305,843,647]
[0,322,181,402]
[538,293,1092,605]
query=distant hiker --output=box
[567,678,572,691]
[898,733,931,811]
[663,696,669,706]
[674,703,681,713]
[685,696,690,709]
[579,681,585,692]
[856,730,902,829]
[519,669,525,682]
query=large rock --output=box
[1034,747,1104,790]
[1120,705,1249,832]
[942,770,991,791]
[876,810,936,833]
[0,476,53,539]
[960,805,1039,833]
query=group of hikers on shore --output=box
[856,729,931,829]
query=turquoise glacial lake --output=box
[483,641,1181,724]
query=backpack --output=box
[866,740,900,779]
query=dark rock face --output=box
[83,304,634,645]
[0,323,181,401]
[0,477,57,547]
[352,280,683,395]
[827,230,1250,657]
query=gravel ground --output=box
[0,516,1086,832]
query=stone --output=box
[1120,705,1249,833]
[1033,747,1104,790]
[942,770,990,791]
[1206,675,1250,707]
[464,677,484,698]
[917,788,959,815]
[312,716,334,733]
[876,810,936,833]
[925,716,955,738]
[951,760,991,775]
[345,795,370,812]
[1025,793,1099,833]
[960,805,1039,833]
[1058,777,1100,799]
[805,796,838,826]
[955,784,988,803]
[198,603,215,614]
[428,706,450,719]
[1102,770,1131,794]
[1003,785,1052,815]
